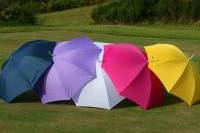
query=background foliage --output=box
[92,0,200,24]
[0,0,199,24]
[0,0,107,24]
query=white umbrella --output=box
[72,42,124,109]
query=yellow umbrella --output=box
[144,44,200,106]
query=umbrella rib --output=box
[54,47,100,57]
[149,58,187,64]
[123,63,147,94]
[54,59,96,76]
[16,56,51,88]
[53,62,95,99]
[50,65,71,99]
[159,59,189,91]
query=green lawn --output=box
[0,6,200,133]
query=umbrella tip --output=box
[189,54,195,60]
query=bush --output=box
[0,0,9,20]
[189,0,200,21]
[95,0,109,4]
[47,0,80,12]
[44,0,106,12]
[4,0,39,24]
[92,0,200,24]
[92,0,147,24]
[0,0,107,24]
[0,0,9,11]
[0,0,109,14]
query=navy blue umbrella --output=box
[0,40,56,102]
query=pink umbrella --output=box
[102,43,163,109]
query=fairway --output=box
[0,6,200,133]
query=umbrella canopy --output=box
[72,43,124,109]
[102,43,163,109]
[73,62,124,109]
[145,44,200,105]
[0,40,56,102]
[35,37,101,104]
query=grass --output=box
[37,6,94,26]
[0,6,200,133]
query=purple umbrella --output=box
[35,37,101,104]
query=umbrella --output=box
[145,44,200,105]
[102,43,163,109]
[0,40,56,102]
[34,37,101,104]
[72,43,124,109]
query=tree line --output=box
[0,0,107,24]
[92,0,200,24]
[0,0,199,25]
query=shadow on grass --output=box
[192,100,200,106]
[163,91,182,107]
[11,90,75,105]
[114,99,137,109]
[11,90,40,103]
[48,100,74,105]
[114,91,183,110]
[9,90,185,109]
